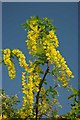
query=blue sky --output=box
[2,2,78,115]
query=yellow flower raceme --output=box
[28,61,41,92]
[12,49,28,71]
[20,60,43,118]
[48,30,59,48]
[3,49,16,79]
[26,31,39,55]
[21,71,34,118]
[43,41,74,86]
[26,18,59,57]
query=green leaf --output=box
[51,90,58,97]
[75,100,78,104]
[68,86,78,95]
[22,23,27,27]
[47,86,58,97]
[68,94,76,100]
[71,88,78,95]
[26,20,29,25]
[34,59,44,65]
[52,67,58,76]
[36,48,43,55]
[44,79,47,85]
[52,110,57,117]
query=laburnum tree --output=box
[2,16,74,120]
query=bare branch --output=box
[36,62,50,120]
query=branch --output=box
[36,62,50,120]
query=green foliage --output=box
[68,94,76,100]
[22,16,56,32]
[0,89,20,119]
[46,86,58,98]
[62,86,80,119]
[52,67,59,77]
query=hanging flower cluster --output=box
[12,49,28,71]
[2,49,16,79]
[18,71,34,119]
[3,48,29,79]
[25,16,74,87]
[43,35,74,86]
[18,60,43,118]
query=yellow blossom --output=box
[3,49,16,79]
[12,49,28,71]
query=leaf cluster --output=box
[0,89,20,118]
